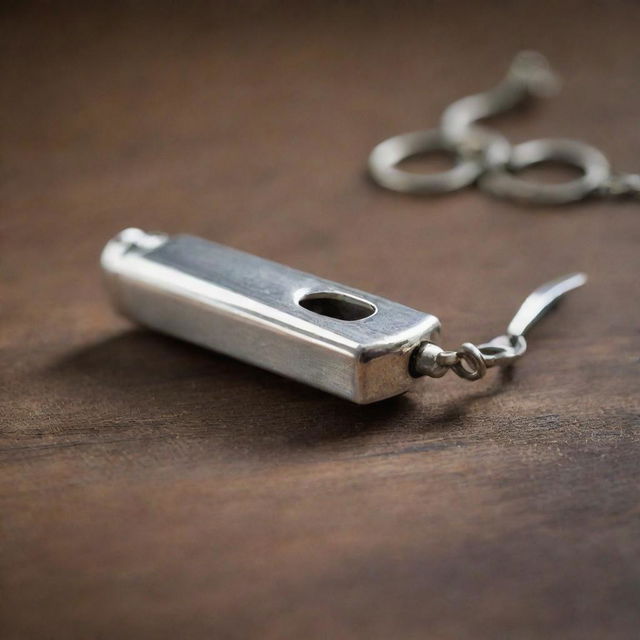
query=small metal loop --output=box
[479,138,611,205]
[452,343,487,381]
[477,334,527,368]
[368,129,485,194]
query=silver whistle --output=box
[101,229,585,403]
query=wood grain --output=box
[1,2,639,638]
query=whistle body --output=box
[101,229,440,403]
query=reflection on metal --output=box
[102,229,586,402]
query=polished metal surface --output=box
[413,273,587,381]
[102,231,585,399]
[506,272,587,337]
[368,51,640,205]
[102,229,440,404]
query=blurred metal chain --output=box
[368,51,640,206]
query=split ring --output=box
[452,343,487,381]
[368,128,509,195]
[479,138,611,205]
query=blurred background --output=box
[4,1,640,316]
[3,1,639,345]
[2,2,639,639]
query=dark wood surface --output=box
[2,2,639,638]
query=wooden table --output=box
[2,3,639,638]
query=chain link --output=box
[413,341,494,381]
[411,273,587,382]
[368,51,640,207]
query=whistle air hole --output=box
[298,292,376,321]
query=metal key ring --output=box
[479,138,611,205]
[368,128,510,195]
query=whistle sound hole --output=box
[298,292,376,321]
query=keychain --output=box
[368,51,640,204]
[102,228,585,404]
[100,53,615,403]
